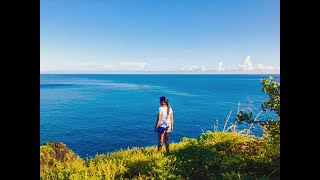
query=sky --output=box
[40,0,280,74]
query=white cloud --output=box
[238,56,253,71]
[256,64,280,72]
[40,55,279,74]
[235,56,280,73]
[180,65,208,71]
[217,62,224,71]
[200,66,207,71]
[178,56,279,74]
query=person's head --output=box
[160,96,168,106]
[160,96,170,115]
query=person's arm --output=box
[155,114,162,127]
[155,109,162,132]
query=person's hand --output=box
[154,126,158,132]
[170,126,173,131]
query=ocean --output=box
[40,74,280,157]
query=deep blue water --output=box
[40,74,280,157]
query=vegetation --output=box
[236,76,280,144]
[40,76,280,179]
[40,131,279,179]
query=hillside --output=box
[40,131,280,179]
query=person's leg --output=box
[158,133,164,151]
[164,132,170,153]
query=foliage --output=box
[174,131,280,179]
[236,76,280,144]
[262,120,280,144]
[40,131,280,179]
[261,77,280,117]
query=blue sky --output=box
[40,0,280,74]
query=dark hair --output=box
[160,96,170,116]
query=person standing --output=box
[154,96,174,154]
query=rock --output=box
[40,142,81,171]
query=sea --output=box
[40,74,280,158]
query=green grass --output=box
[40,131,280,179]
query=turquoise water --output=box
[40,74,279,157]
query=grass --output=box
[40,131,279,179]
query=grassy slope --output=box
[40,131,280,179]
